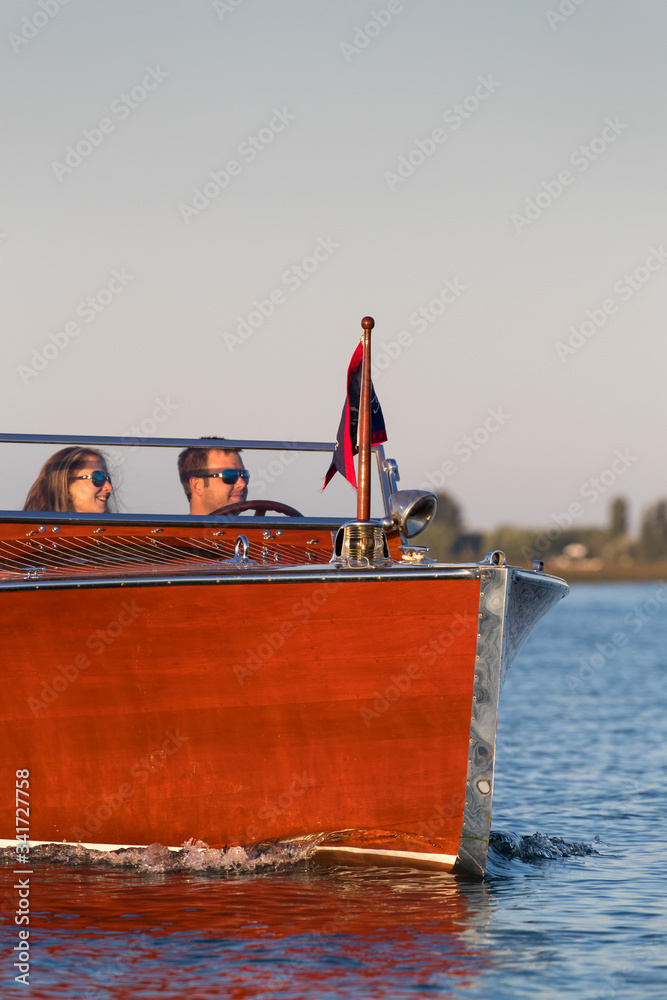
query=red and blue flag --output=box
[323,342,387,489]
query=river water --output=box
[2,582,666,998]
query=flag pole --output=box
[357,316,374,521]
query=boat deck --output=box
[0,523,336,582]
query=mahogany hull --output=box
[1,555,567,875]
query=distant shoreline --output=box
[540,561,667,583]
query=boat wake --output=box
[488,830,601,868]
[1,832,602,876]
[0,837,319,874]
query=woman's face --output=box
[68,455,113,513]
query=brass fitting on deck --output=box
[331,521,392,568]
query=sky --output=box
[2,0,666,531]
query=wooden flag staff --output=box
[357,316,374,522]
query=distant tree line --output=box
[419,494,667,566]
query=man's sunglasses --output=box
[71,471,112,487]
[200,470,250,485]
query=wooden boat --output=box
[0,324,568,877]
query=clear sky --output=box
[2,0,666,531]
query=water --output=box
[2,583,666,998]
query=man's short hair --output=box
[177,437,241,501]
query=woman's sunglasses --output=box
[71,471,112,487]
[201,470,250,485]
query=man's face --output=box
[191,449,249,514]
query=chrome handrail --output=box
[0,433,336,451]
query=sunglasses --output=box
[201,470,250,485]
[71,471,112,487]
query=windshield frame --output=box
[0,435,391,523]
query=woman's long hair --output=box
[23,447,114,512]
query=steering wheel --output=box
[208,499,303,517]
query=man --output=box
[177,439,249,515]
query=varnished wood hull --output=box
[1,549,567,875]
[2,576,481,866]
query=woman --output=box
[23,446,114,514]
